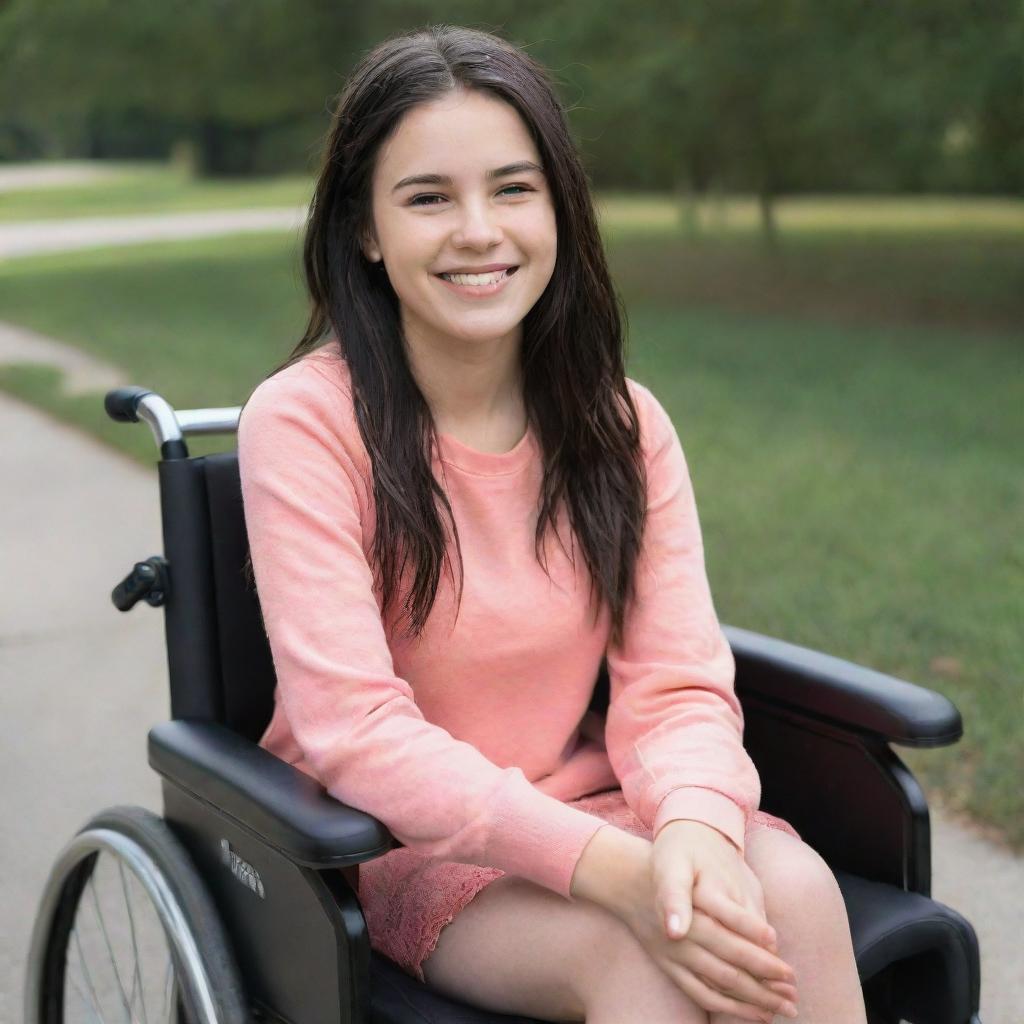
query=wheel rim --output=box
[26,829,222,1024]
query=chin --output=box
[440,318,525,344]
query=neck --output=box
[403,322,525,434]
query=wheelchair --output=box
[23,384,983,1024]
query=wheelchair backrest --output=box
[158,451,611,741]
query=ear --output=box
[361,227,382,263]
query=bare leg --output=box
[422,872,710,1023]
[709,829,867,1024]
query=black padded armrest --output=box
[149,718,396,867]
[723,625,963,747]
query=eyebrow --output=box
[391,161,544,193]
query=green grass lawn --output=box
[1,229,1020,851]
[598,191,1024,239]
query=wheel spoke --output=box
[86,862,134,1022]
[33,816,243,1024]
[67,964,105,1023]
[69,923,107,1022]
[117,859,152,1024]
[160,958,174,1022]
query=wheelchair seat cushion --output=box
[358,786,800,985]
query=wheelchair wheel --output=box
[24,805,248,1024]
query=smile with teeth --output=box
[438,267,518,286]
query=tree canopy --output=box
[1,0,1020,202]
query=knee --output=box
[758,838,849,934]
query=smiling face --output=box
[363,87,558,360]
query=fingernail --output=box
[668,913,681,937]
[783,1002,799,1018]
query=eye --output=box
[408,184,535,207]
[409,194,446,207]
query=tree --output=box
[0,0,371,173]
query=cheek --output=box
[535,208,558,270]
[515,205,557,271]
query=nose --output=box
[451,197,503,251]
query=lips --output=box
[435,266,519,284]
[434,265,519,297]
[436,266,519,287]
[436,263,517,274]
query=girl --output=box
[237,24,867,1024]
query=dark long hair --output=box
[245,24,648,648]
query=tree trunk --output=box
[758,187,778,248]
[709,180,728,232]
[194,118,262,177]
[674,173,701,237]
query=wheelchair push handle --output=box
[103,385,241,459]
[105,386,154,423]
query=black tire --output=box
[25,804,249,1024]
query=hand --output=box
[622,821,800,1021]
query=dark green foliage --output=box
[1,2,1020,206]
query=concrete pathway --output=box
[1,210,1020,1022]
[0,322,129,394]
[0,390,168,1024]
[0,160,129,192]
[0,207,305,260]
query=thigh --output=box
[422,872,612,1022]
[424,871,715,1024]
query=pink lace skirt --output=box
[355,788,801,983]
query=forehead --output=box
[374,89,540,181]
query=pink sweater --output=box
[237,342,761,902]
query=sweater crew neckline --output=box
[305,342,537,476]
[435,424,537,476]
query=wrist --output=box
[656,818,741,854]
[570,823,652,920]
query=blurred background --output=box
[0,0,1021,1017]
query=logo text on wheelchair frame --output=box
[221,839,265,898]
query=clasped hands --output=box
[622,819,800,1022]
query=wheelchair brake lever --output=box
[112,556,170,610]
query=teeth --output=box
[441,269,511,286]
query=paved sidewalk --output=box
[0,391,167,1024]
[0,321,129,394]
[0,160,128,192]
[0,207,305,259]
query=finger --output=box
[699,874,769,938]
[693,884,777,948]
[685,948,799,1017]
[765,979,799,999]
[656,863,696,938]
[693,870,747,912]
[667,962,778,1023]
[719,979,798,1021]
[690,909,796,982]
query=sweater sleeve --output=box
[604,382,761,854]
[237,367,608,900]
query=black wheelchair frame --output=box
[24,385,983,1024]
